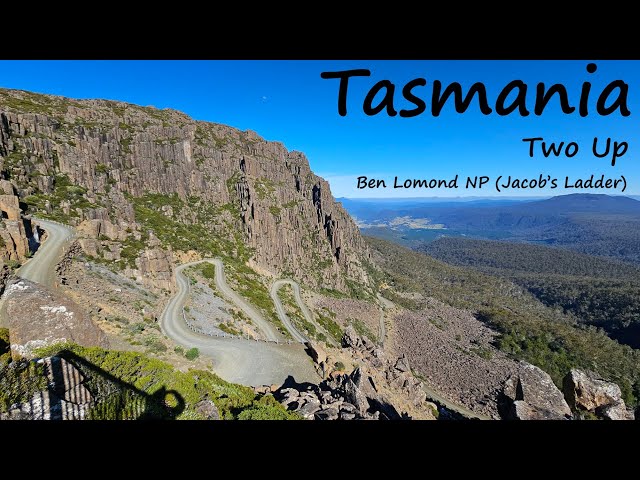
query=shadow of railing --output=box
[53,350,185,420]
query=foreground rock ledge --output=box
[3,279,109,358]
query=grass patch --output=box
[315,307,343,343]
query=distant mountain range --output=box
[341,193,640,265]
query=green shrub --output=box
[185,348,199,360]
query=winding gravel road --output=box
[160,259,319,386]
[211,259,281,342]
[12,221,317,386]
[270,280,309,344]
[0,218,73,327]
[271,279,340,347]
[8,218,491,411]
[17,218,74,286]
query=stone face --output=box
[563,369,633,420]
[600,402,634,421]
[501,364,571,420]
[394,354,410,373]
[0,190,37,264]
[133,247,174,291]
[344,369,371,415]
[0,89,372,293]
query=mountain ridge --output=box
[0,87,373,294]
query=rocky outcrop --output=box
[0,179,38,265]
[563,369,635,420]
[266,325,435,420]
[342,324,362,349]
[306,341,327,366]
[341,325,430,416]
[130,247,174,291]
[3,279,109,358]
[274,367,403,420]
[194,399,220,420]
[501,364,572,420]
[0,88,371,292]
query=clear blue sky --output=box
[0,60,638,197]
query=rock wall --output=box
[0,179,37,264]
[0,89,371,292]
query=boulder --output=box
[4,279,109,359]
[600,402,634,421]
[343,368,371,414]
[501,364,571,420]
[297,398,321,419]
[194,399,220,420]
[0,179,15,195]
[314,406,339,420]
[306,341,327,365]
[563,369,626,414]
[394,354,411,373]
[342,325,362,349]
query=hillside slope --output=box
[367,236,640,406]
[420,237,640,349]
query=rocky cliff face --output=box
[0,88,371,292]
[0,178,38,266]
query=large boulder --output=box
[394,354,410,373]
[563,369,634,420]
[4,279,109,359]
[306,341,327,365]
[343,367,371,414]
[501,363,572,420]
[342,325,362,349]
[600,402,634,421]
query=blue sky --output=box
[0,60,638,198]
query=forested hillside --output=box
[367,236,640,406]
[420,237,640,348]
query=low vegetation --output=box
[314,308,343,344]
[185,347,199,360]
[17,342,299,420]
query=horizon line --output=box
[337,192,639,201]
